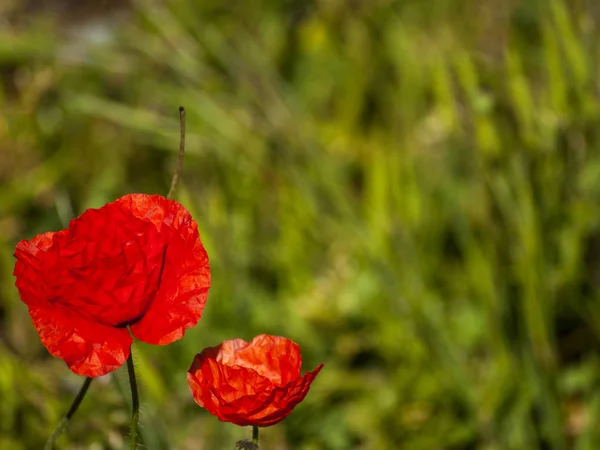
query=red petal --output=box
[13,193,210,375]
[238,364,324,426]
[187,358,274,425]
[187,335,323,427]
[126,195,210,344]
[190,356,273,401]
[14,231,60,307]
[15,232,131,376]
[15,197,167,327]
[214,335,302,386]
[28,302,132,377]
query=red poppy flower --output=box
[187,334,323,427]
[14,193,210,377]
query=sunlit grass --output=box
[2,1,600,448]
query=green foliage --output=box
[2,0,600,448]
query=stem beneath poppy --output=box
[127,352,140,450]
[234,427,259,450]
[44,377,93,450]
[167,106,186,199]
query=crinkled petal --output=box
[217,335,302,386]
[128,195,210,345]
[14,197,168,327]
[14,231,61,307]
[28,302,132,377]
[187,335,323,427]
[13,193,210,377]
[236,364,324,426]
[188,357,273,403]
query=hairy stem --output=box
[127,352,140,450]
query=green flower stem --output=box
[44,376,93,450]
[234,427,259,450]
[127,352,140,450]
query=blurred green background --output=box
[2,0,600,448]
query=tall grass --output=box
[2,0,600,448]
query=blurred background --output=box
[2,0,600,448]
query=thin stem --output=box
[234,427,259,450]
[127,352,140,450]
[44,377,93,450]
[167,106,186,199]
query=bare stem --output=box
[167,106,186,199]
[44,377,93,450]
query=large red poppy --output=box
[13,193,210,377]
[187,334,323,427]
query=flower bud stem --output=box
[234,427,259,450]
[44,376,93,450]
[127,352,140,449]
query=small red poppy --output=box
[187,334,323,427]
[14,193,210,377]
